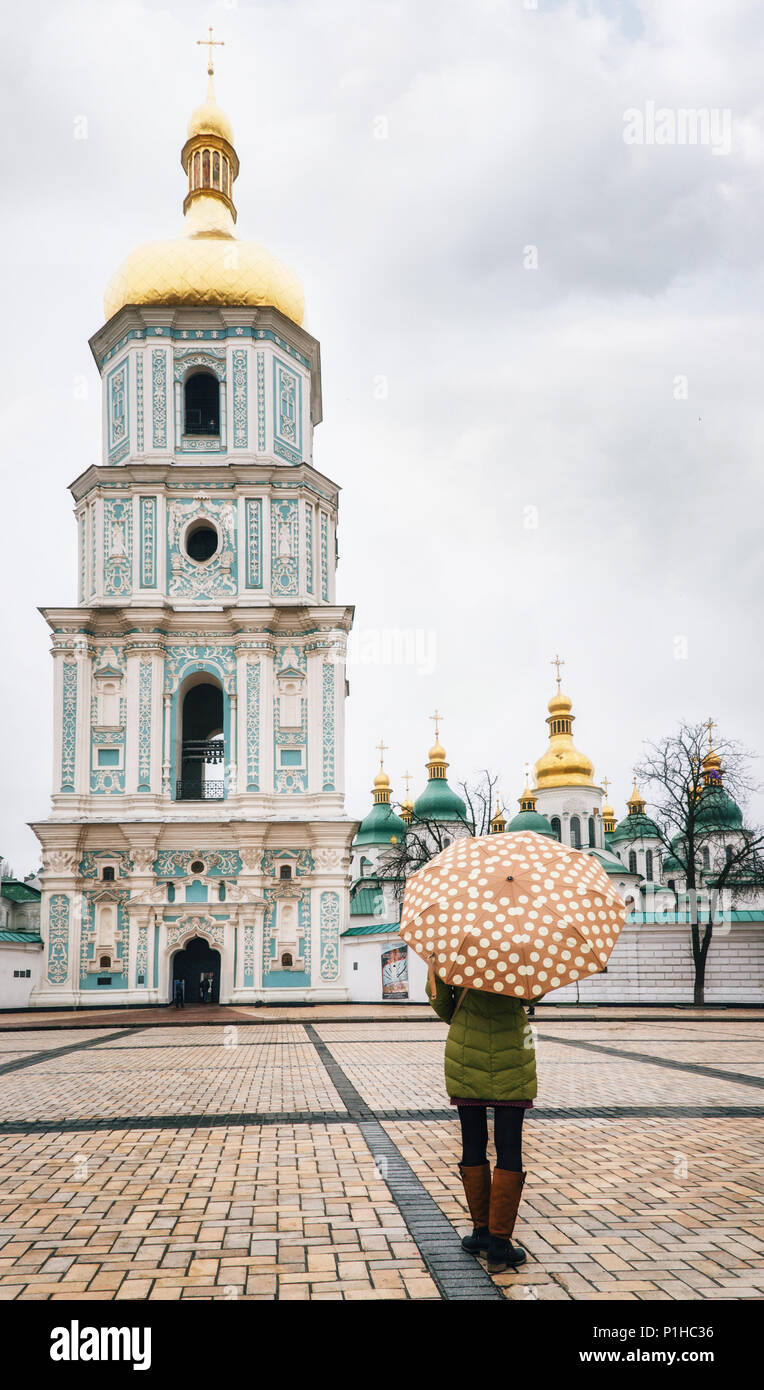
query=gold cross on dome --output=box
[197,26,224,75]
[551,654,565,690]
[429,709,443,740]
[602,776,610,799]
[375,739,388,768]
[403,771,411,797]
[706,716,716,750]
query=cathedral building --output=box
[343,679,764,1003]
[30,58,354,1007]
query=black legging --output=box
[458,1105,524,1171]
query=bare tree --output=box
[636,720,764,1005]
[379,770,502,908]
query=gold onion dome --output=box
[428,739,447,768]
[533,679,594,789]
[373,767,391,795]
[104,49,304,325]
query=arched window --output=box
[176,677,225,802]
[184,372,220,436]
[550,817,561,841]
[281,951,293,968]
[588,816,596,847]
[645,849,654,881]
[667,879,675,893]
[702,847,710,870]
[99,955,111,968]
[167,882,175,903]
[218,881,226,902]
[628,850,637,874]
[279,865,292,880]
[212,151,220,187]
[102,866,115,881]
[725,845,734,865]
[570,816,581,849]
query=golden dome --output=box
[428,739,447,766]
[373,768,391,792]
[104,237,305,323]
[547,691,573,717]
[103,64,304,326]
[626,777,646,814]
[534,682,595,789]
[188,99,234,145]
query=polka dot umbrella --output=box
[400,830,627,1001]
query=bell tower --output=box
[31,42,354,1006]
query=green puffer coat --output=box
[426,975,537,1103]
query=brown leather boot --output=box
[458,1162,491,1255]
[486,1168,527,1271]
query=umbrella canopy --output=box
[400,830,627,1001]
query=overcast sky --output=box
[2,0,764,874]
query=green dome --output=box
[695,786,743,832]
[413,776,468,823]
[353,801,408,847]
[661,853,683,874]
[609,811,661,844]
[506,809,556,837]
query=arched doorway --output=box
[171,936,221,1004]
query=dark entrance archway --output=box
[171,936,221,1005]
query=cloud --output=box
[1,0,763,870]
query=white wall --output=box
[547,921,764,1005]
[342,922,764,1005]
[343,934,429,1002]
[0,942,44,1009]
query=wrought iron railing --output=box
[175,780,225,802]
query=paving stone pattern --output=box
[0,1011,761,1300]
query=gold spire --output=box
[184,30,237,222]
[601,775,616,833]
[372,740,391,803]
[533,664,594,789]
[626,770,646,815]
[551,653,565,692]
[490,804,507,833]
[702,716,723,785]
[518,763,538,813]
[103,34,305,324]
[197,25,225,77]
[427,709,448,778]
[400,770,414,825]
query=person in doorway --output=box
[173,978,184,1010]
[426,974,537,1273]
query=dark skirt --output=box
[450,1097,533,1109]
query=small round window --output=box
[190,859,205,874]
[185,521,219,563]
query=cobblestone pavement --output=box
[0,1012,761,1301]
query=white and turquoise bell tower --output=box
[31,47,355,1006]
